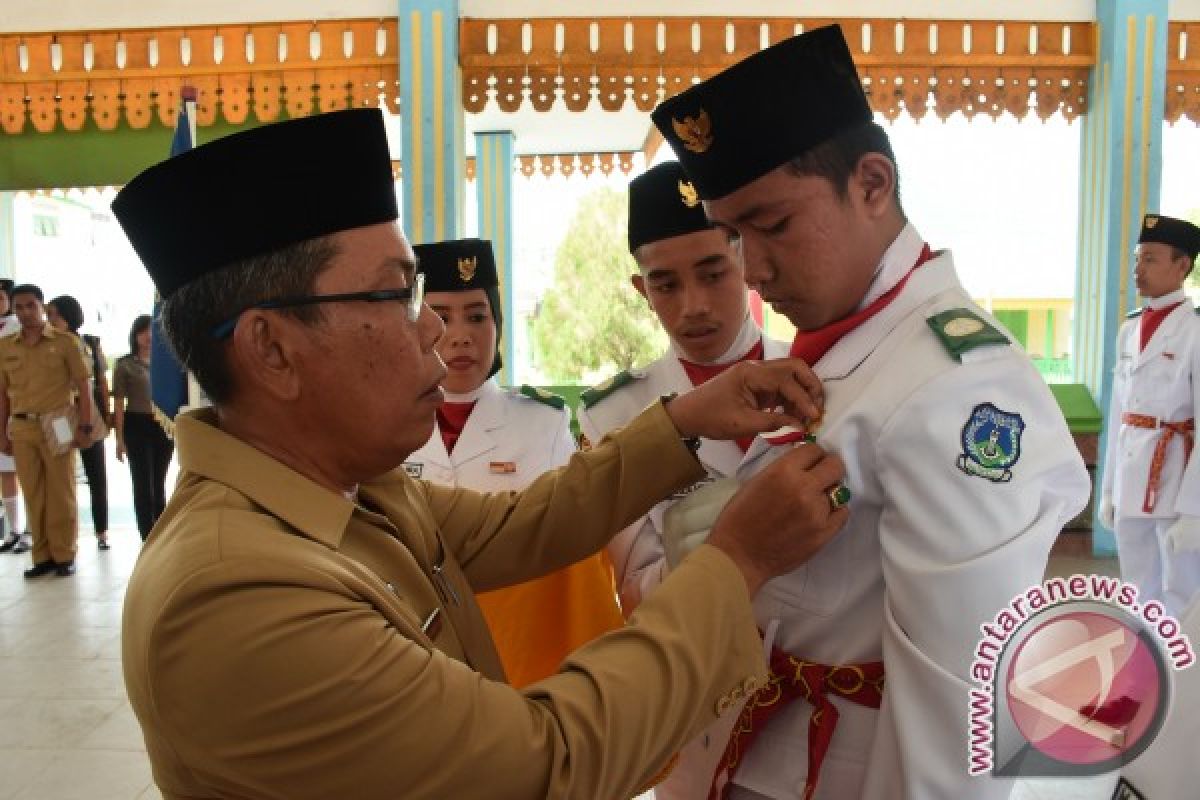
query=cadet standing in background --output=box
[577,160,787,798]
[1100,214,1200,615]
[404,237,623,687]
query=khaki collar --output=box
[174,409,356,549]
[14,322,59,347]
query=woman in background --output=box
[403,238,624,687]
[47,295,110,550]
[112,315,173,540]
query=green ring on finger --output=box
[828,484,852,512]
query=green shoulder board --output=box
[926,309,1011,362]
[580,370,637,409]
[518,384,565,410]
[1126,307,1144,319]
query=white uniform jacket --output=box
[576,333,786,800]
[1102,295,1200,520]
[406,380,574,491]
[576,335,788,611]
[722,231,1088,799]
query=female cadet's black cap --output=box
[627,161,712,254]
[111,108,398,299]
[413,238,499,293]
[1138,214,1200,261]
[651,24,872,201]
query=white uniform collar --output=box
[1146,288,1187,310]
[442,378,498,404]
[669,312,763,366]
[857,222,926,311]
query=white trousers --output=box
[1114,517,1171,609]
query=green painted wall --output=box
[0,118,264,190]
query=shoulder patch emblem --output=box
[957,403,1025,483]
[580,370,639,409]
[402,462,423,479]
[926,309,1010,362]
[1126,307,1145,319]
[517,384,565,410]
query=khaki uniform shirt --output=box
[0,325,90,441]
[122,403,769,800]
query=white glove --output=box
[1166,515,1200,554]
[1098,492,1115,529]
[661,478,741,570]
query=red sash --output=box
[709,643,885,800]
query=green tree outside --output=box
[530,187,665,382]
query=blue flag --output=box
[149,87,197,427]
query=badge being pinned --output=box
[957,402,1025,482]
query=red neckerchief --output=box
[789,244,934,366]
[679,340,765,451]
[437,401,476,454]
[1139,302,1182,352]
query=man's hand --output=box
[706,444,848,595]
[1167,516,1200,554]
[664,358,822,442]
[1098,491,1115,529]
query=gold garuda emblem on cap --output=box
[1145,215,1159,229]
[678,180,700,208]
[672,109,713,154]
[457,256,478,283]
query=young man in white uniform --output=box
[577,161,787,799]
[404,238,623,688]
[1100,214,1200,617]
[652,25,1091,799]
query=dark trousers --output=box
[79,439,108,534]
[124,412,174,539]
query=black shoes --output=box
[0,532,17,553]
[23,560,57,578]
[11,536,30,554]
[22,559,76,578]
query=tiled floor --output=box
[0,467,1124,799]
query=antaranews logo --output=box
[967,575,1194,778]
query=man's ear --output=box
[852,152,897,220]
[227,311,303,402]
[631,273,648,302]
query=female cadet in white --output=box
[576,161,788,800]
[1101,214,1200,616]
[404,238,623,688]
[652,26,1091,800]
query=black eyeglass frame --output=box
[209,273,425,339]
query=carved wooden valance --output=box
[0,19,398,133]
[391,151,637,181]
[1,16,1101,133]
[1166,21,1200,124]
[461,17,1095,121]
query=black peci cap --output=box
[627,161,712,253]
[1138,214,1200,261]
[414,238,499,293]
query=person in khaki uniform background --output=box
[0,284,93,578]
[111,109,851,800]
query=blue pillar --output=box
[398,0,464,245]
[0,192,15,279]
[475,131,515,386]
[1075,0,1167,555]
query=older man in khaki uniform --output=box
[0,284,93,578]
[111,109,850,800]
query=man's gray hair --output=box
[160,235,338,404]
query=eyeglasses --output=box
[209,273,425,339]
